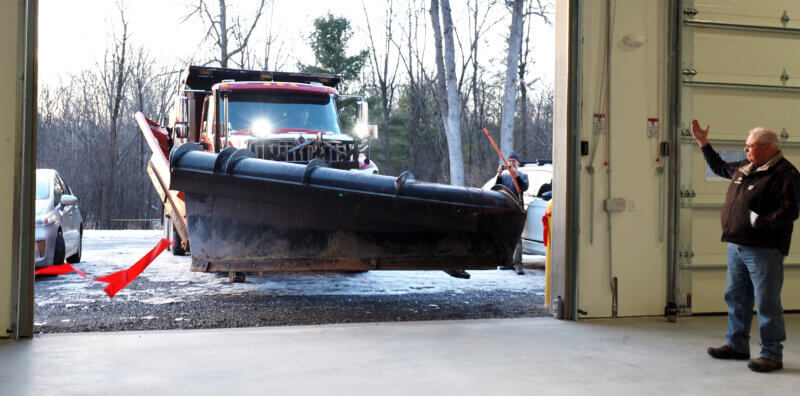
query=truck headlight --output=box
[251,120,273,138]
[355,124,370,139]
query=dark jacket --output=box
[702,144,800,255]
[496,170,529,199]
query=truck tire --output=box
[66,226,82,264]
[53,230,66,266]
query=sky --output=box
[38,0,555,89]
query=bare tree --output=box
[363,0,399,175]
[430,0,464,185]
[516,0,552,159]
[516,0,534,158]
[184,0,267,68]
[129,47,179,217]
[498,0,525,159]
[464,0,501,171]
[429,0,448,121]
[262,1,289,70]
[96,3,132,226]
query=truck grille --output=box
[248,140,354,163]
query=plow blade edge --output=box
[169,144,525,272]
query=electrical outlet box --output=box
[604,198,626,213]
[628,200,636,212]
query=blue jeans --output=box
[725,243,785,361]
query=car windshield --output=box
[35,176,50,200]
[226,92,342,134]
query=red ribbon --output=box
[35,238,171,298]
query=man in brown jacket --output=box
[691,119,800,372]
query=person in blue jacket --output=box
[496,152,529,199]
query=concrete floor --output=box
[1,315,799,395]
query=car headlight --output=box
[35,212,57,226]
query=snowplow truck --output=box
[137,65,524,281]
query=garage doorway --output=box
[11,0,564,336]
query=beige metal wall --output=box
[0,0,24,337]
[569,0,800,318]
[574,0,670,318]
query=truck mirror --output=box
[356,101,369,125]
[174,123,189,139]
[354,101,370,138]
[175,96,189,124]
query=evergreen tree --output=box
[299,13,369,89]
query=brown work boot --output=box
[707,345,750,360]
[748,357,783,373]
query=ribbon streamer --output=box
[542,207,552,247]
[34,238,171,298]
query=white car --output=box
[35,169,83,268]
[483,161,552,256]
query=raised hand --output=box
[691,119,710,147]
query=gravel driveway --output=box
[35,230,549,333]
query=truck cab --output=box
[169,66,377,170]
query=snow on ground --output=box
[35,230,545,307]
[35,230,548,332]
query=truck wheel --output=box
[66,226,82,263]
[53,230,66,266]
[170,225,186,256]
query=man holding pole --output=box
[495,151,529,275]
[496,152,529,200]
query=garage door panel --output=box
[692,30,800,87]
[690,209,725,262]
[687,147,800,266]
[694,0,800,28]
[692,269,800,313]
[692,89,800,141]
[679,0,800,314]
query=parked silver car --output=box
[35,169,83,268]
[483,161,552,256]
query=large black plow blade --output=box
[169,144,525,273]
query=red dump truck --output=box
[137,65,524,282]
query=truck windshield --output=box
[226,92,342,134]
